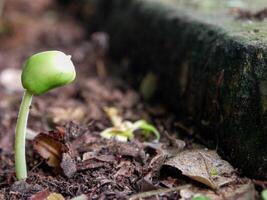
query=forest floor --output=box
[0,0,264,199]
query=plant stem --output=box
[15,90,33,180]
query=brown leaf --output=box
[180,181,256,200]
[33,133,68,168]
[30,189,50,200]
[163,149,236,189]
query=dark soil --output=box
[0,0,261,200]
[0,0,187,199]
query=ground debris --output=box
[33,133,69,168]
[163,149,236,189]
[60,153,77,178]
[10,181,43,199]
[29,189,50,200]
[0,0,258,199]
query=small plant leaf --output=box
[132,120,160,142]
[100,107,160,142]
[192,194,211,200]
[262,189,267,200]
[100,128,132,142]
[103,107,122,127]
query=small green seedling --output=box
[192,194,211,200]
[262,189,267,200]
[100,107,160,142]
[15,51,76,180]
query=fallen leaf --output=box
[47,193,65,200]
[30,189,50,200]
[129,185,190,200]
[180,181,256,200]
[163,149,236,189]
[33,133,68,168]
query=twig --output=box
[129,185,191,200]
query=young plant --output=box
[15,51,76,180]
[262,189,267,200]
[100,107,160,142]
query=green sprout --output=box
[100,107,160,142]
[262,189,267,200]
[15,51,76,180]
[192,194,211,200]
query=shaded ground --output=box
[0,0,263,199]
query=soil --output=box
[0,0,263,200]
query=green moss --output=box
[145,0,267,43]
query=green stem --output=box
[15,90,33,180]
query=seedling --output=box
[100,107,160,142]
[262,189,267,200]
[192,194,211,200]
[15,51,76,180]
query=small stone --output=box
[60,153,77,178]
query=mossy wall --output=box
[74,0,267,179]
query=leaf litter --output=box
[0,0,261,199]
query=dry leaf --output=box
[33,133,68,168]
[163,149,236,189]
[30,189,50,200]
[180,181,256,200]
